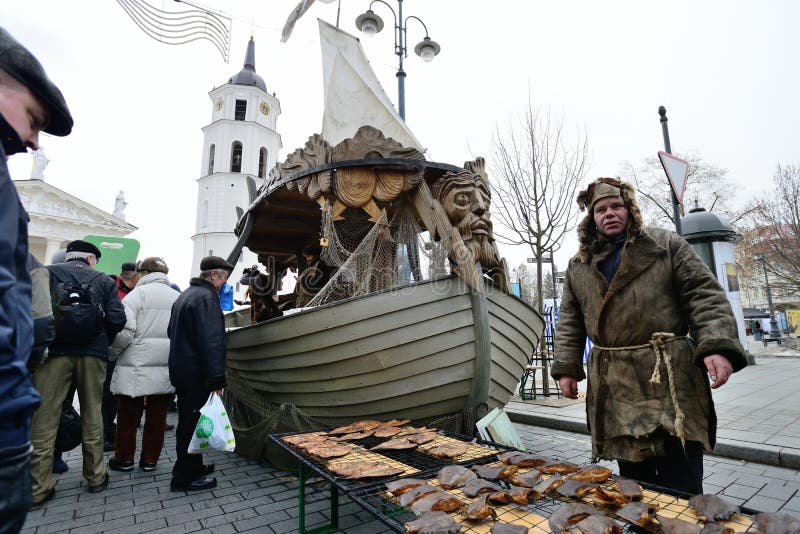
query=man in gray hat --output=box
[167,256,233,492]
[0,26,73,529]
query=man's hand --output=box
[558,376,579,399]
[703,354,733,389]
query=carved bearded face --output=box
[434,170,500,269]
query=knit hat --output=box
[120,262,137,274]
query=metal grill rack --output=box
[269,427,517,533]
[350,462,760,534]
[270,428,514,493]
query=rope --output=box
[594,332,688,447]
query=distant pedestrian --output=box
[0,25,73,528]
[167,256,233,491]
[29,240,126,504]
[108,257,178,472]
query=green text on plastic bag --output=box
[195,415,214,438]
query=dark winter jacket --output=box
[46,258,126,359]
[27,253,54,373]
[168,277,227,391]
[0,116,40,447]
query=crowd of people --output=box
[0,27,239,532]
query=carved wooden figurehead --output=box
[431,158,511,293]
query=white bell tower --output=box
[191,37,281,295]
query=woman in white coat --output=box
[108,257,179,472]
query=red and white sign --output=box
[658,151,690,203]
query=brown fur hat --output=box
[576,178,644,263]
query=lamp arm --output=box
[404,15,430,36]
[369,0,397,25]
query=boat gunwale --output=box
[225,275,542,334]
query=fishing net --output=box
[308,198,450,307]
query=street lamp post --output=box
[755,255,781,339]
[355,0,440,120]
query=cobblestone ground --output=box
[23,414,800,533]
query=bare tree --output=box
[489,103,589,315]
[620,152,753,228]
[745,164,800,297]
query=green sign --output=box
[82,235,140,276]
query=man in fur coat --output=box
[551,177,747,494]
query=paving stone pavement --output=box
[22,411,800,533]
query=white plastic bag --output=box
[188,392,236,453]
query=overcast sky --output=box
[4,0,799,288]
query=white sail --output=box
[319,19,424,152]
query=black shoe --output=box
[139,460,157,472]
[52,455,69,474]
[103,440,115,453]
[108,457,134,472]
[32,488,55,508]
[201,463,215,476]
[88,473,109,493]
[170,476,217,492]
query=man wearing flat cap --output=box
[167,256,233,491]
[28,240,126,505]
[551,177,747,495]
[0,26,73,528]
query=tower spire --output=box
[244,36,255,71]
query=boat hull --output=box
[225,276,544,426]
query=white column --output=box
[44,237,61,265]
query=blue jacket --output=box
[0,115,40,448]
[168,278,227,391]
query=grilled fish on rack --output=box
[688,494,739,522]
[548,502,598,534]
[461,478,502,497]
[463,494,496,522]
[616,501,659,526]
[529,474,563,497]
[437,465,477,489]
[539,459,580,475]
[592,486,630,507]
[305,443,353,459]
[568,464,612,483]
[613,478,642,500]
[386,478,427,496]
[403,510,461,533]
[399,484,440,507]
[556,479,600,499]
[374,425,405,438]
[470,463,518,480]
[327,460,404,479]
[371,438,417,450]
[410,491,464,516]
[575,514,623,534]
[424,441,468,459]
[338,429,376,440]
[503,452,551,467]
[753,511,800,534]
[507,469,541,488]
[281,433,325,446]
[327,420,383,435]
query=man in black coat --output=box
[0,25,73,527]
[168,256,233,491]
[29,240,126,504]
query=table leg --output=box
[298,462,340,534]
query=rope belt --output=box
[593,332,689,447]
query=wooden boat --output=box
[226,274,542,426]
[222,22,544,455]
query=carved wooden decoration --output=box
[267,127,511,294]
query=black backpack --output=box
[51,271,105,343]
